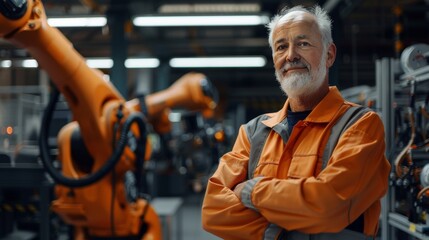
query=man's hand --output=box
[233,181,247,199]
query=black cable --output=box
[39,86,147,188]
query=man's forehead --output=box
[273,11,321,43]
[278,10,314,25]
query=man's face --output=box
[272,11,328,98]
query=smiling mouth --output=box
[287,67,306,71]
[283,67,307,74]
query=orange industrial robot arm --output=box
[0,0,217,239]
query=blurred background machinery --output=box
[0,84,59,239]
[377,43,429,240]
[146,111,233,197]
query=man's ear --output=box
[326,43,336,68]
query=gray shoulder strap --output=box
[245,114,271,179]
[321,106,372,170]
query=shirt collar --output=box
[262,86,345,127]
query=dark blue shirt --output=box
[286,109,311,135]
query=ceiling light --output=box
[169,56,266,68]
[133,15,269,27]
[0,58,160,69]
[125,58,160,68]
[159,3,261,13]
[0,59,38,68]
[86,58,113,69]
[21,59,38,68]
[0,60,11,68]
[47,16,107,27]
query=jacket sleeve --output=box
[201,125,270,240]
[242,111,391,233]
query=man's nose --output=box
[286,45,300,62]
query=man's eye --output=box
[276,45,286,51]
[298,42,310,47]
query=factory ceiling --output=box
[1,0,428,115]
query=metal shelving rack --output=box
[377,58,429,240]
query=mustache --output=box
[281,60,309,72]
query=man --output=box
[201,5,390,240]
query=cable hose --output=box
[39,87,147,188]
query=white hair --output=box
[267,5,333,52]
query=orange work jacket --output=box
[202,86,391,239]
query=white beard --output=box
[276,54,327,98]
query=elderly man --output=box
[202,5,390,240]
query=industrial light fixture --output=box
[86,58,113,69]
[0,59,33,68]
[1,56,266,69]
[158,3,261,13]
[0,60,11,68]
[169,56,266,68]
[9,58,113,69]
[47,16,107,27]
[0,58,160,69]
[85,58,160,69]
[125,58,160,68]
[133,15,269,27]
[46,11,269,28]
[21,59,38,68]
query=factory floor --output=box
[177,193,221,240]
[0,193,220,240]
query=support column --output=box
[155,62,171,92]
[107,0,130,97]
